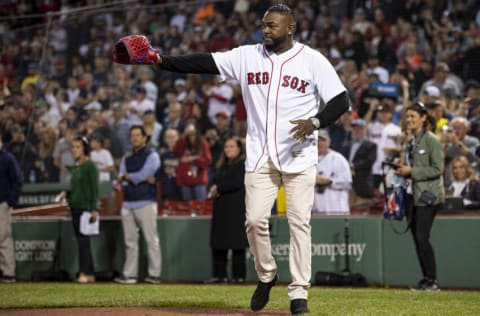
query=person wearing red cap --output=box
[204,76,234,124]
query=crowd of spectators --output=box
[1,0,480,211]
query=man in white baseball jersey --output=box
[365,102,402,189]
[117,4,350,315]
[312,130,352,215]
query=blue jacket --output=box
[120,147,160,205]
[0,147,23,207]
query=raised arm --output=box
[113,34,219,74]
[158,54,220,75]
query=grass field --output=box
[1,283,479,315]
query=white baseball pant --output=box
[245,159,315,300]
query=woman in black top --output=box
[206,137,248,284]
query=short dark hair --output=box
[129,125,151,144]
[265,4,296,22]
[91,133,104,145]
[130,125,147,137]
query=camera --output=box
[442,125,453,134]
[382,157,400,170]
[187,165,198,177]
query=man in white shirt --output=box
[128,86,155,126]
[115,4,350,314]
[312,130,352,215]
[204,75,234,124]
[137,66,158,103]
[367,103,402,189]
[89,135,115,182]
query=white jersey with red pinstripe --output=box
[212,42,346,173]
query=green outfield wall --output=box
[11,216,480,288]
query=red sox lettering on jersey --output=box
[247,72,310,94]
[212,42,346,173]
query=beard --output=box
[263,35,288,52]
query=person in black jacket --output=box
[340,118,377,209]
[206,137,248,284]
[0,129,22,283]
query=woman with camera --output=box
[395,102,444,291]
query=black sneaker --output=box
[424,280,440,292]
[0,276,16,283]
[144,276,161,284]
[290,299,309,315]
[410,278,428,291]
[204,277,228,284]
[113,276,137,284]
[410,279,440,292]
[230,278,245,284]
[250,274,278,311]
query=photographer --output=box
[395,102,444,291]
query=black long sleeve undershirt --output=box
[315,91,350,128]
[159,53,220,74]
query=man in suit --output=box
[340,119,377,209]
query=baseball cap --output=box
[425,86,441,98]
[85,101,102,111]
[435,62,450,72]
[215,111,229,120]
[368,67,389,84]
[465,79,480,91]
[136,86,146,93]
[352,118,367,127]
[174,78,186,87]
[425,101,441,109]
[144,109,155,116]
[318,129,330,140]
[329,48,342,59]
[376,104,392,112]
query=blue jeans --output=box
[180,185,206,201]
